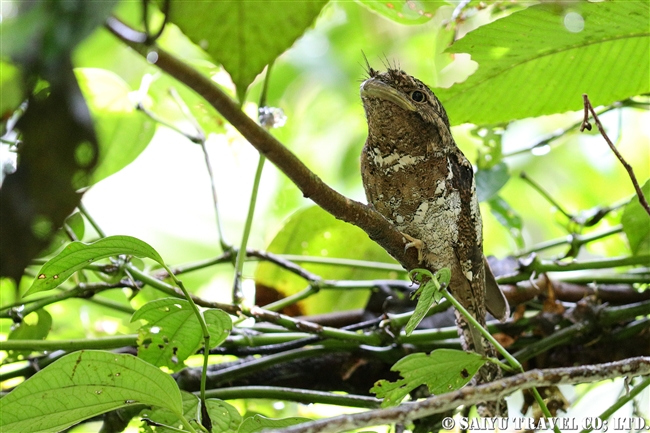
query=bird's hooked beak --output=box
[360,79,417,112]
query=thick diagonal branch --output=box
[105,17,420,271]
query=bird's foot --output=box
[402,232,424,262]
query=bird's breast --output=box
[361,143,461,265]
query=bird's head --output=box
[360,67,453,151]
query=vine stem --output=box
[232,154,265,303]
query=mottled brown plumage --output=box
[359,66,508,414]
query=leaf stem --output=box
[162,266,211,423]
[232,153,265,304]
[176,413,199,433]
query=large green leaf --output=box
[622,179,650,256]
[0,350,183,433]
[371,349,486,407]
[75,68,155,184]
[132,298,232,371]
[437,1,650,125]
[254,205,401,315]
[168,0,329,101]
[356,0,443,25]
[25,235,165,296]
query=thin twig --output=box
[263,357,650,433]
[581,94,650,217]
[167,87,231,251]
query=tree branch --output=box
[105,17,420,272]
[264,357,650,433]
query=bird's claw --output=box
[402,232,424,262]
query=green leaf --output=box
[204,308,234,348]
[488,195,524,249]
[405,269,447,336]
[132,299,232,371]
[0,350,183,433]
[75,68,155,184]
[238,415,311,433]
[472,125,505,171]
[356,0,443,25]
[206,399,242,433]
[476,162,510,203]
[437,1,650,125]
[6,309,52,362]
[0,61,24,116]
[140,391,203,433]
[37,211,85,258]
[142,394,241,433]
[371,349,486,407]
[622,179,650,256]
[25,235,165,297]
[168,0,329,101]
[255,206,400,315]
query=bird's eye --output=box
[411,91,426,102]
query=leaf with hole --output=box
[25,235,165,297]
[0,350,183,433]
[371,349,486,407]
[132,298,232,372]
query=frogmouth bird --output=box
[359,66,509,412]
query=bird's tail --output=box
[454,309,508,416]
